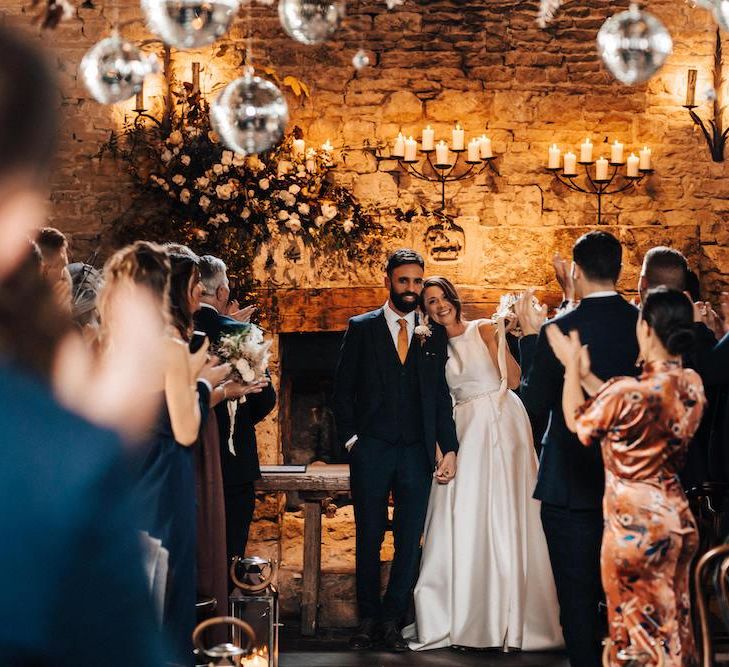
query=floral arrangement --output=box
[103,75,386,299]
[217,324,272,385]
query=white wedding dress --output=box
[404,319,563,651]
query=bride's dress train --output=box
[404,319,563,651]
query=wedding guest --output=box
[0,26,163,666]
[516,231,639,667]
[547,287,706,667]
[36,226,72,311]
[194,255,275,573]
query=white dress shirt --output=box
[382,300,416,350]
[582,290,618,299]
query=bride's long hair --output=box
[420,276,463,322]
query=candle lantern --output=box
[193,616,255,667]
[229,556,279,667]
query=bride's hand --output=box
[435,451,456,484]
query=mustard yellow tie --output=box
[397,318,409,364]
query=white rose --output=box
[180,155,191,166]
[288,184,301,195]
[221,150,233,166]
[315,215,325,227]
[213,164,224,175]
[298,203,310,216]
[172,174,186,186]
[281,192,296,207]
[342,219,354,233]
[286,217,302,233]
[233,154,246,167]
[278,210,290,221]
[180,188,191,204]
[196,176,210,188]
[277,160,292,176]
[161,149,173,163]
[321,203,338,221]
[235,359,256,383]
[259,178,270,191]
[199,195,211,211]
[216,184,232,200]
[167,130,183,146]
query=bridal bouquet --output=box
[217,324,272,385]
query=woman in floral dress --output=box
[547,287,706,667]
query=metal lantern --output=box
[193,616,255,666]
[229,556,279,667]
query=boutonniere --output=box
[414,315,433,346]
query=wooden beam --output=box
[254,287,564,333]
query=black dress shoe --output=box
[348,618,378,650]
[382,621,409,652]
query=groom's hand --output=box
[435,451,456,484]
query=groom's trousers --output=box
[349,435,431,624]
[541,503,604,667]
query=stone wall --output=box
[3,0,728,625]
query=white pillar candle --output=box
[627,153,639,177]
[435,140,450,165]
[292,139,306,157]
[580,137,593,163]
[479,135,493,159]
[563,151,577,175]
[392,133,405,158]
[595,156,609,180]
[610,140,624,164]
[452,124,465,151]
[468,138,481,161]
[421,125,435,151]
[404,136,418,162]
[548,144,561,169]
[639,146,652,170]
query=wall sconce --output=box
[683,27,728,162]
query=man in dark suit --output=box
[333,249,459,652]
[194,255,277,569]
[517,231,639,667]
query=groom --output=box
[333,248,459,652]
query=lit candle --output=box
[321,139,334,152]
[135,80,145,111]
[392,133,405,158]
[404,136,418,162]
[451,123,465,151]
[292,139,306,157]
[548,144,561,169]
[421,125,435,151]
[468,138,481,161]
[595,156,609,180]
[686,68,697,107]
[639,146,652,170]
[626,153,639,177]
[435,140,450,165]
[580,137,593,163]
[563,151,577,175]
[610,140,624,164]
[479,135,493,159]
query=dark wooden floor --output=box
[279,625,569,667]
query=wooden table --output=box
[255,464,350,636]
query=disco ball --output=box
[80,35,158,105]
[352,48,370,70]
[141,0,240,49]
[597,3,673,85]
[714,1,729,30]
[211,68,289,155]
[278,0,346,45]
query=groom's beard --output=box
[390,288,420,314]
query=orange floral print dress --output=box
[575,360,706,667]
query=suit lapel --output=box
[372,310,399,385]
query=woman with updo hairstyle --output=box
[548,287,706,667]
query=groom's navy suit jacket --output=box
[519,294,639,509]
[333,307,458,467]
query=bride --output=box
[404,276,563,652]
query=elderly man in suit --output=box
[517,231,639,667]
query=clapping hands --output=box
[552,252,575,303]
[514,289,548,336]
[226,299,256,323]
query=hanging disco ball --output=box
[352,48,370,70]
[80,35,158,104]
[713,1,729,30]
[211,68,289,155]
[141,0,241,49]
[278,0,346,45]
[597,3,673,85]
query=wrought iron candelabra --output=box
[547,160,653,225]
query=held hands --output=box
[515,289,548,336]
[434,451,457,484]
